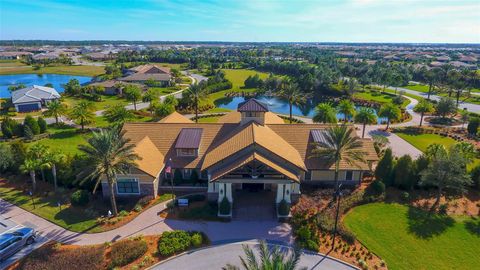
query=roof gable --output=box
[11,85,60,104]
[237,99,269,112]
[133,136,165,177]
[158,111,194,123]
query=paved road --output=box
[152,240,358,270]
[388,85,480,113]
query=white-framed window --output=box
[177,148,197,157]
[116,178,140,194]
[183,169,192,178]
[345,171,354,181]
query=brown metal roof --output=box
[175,128,203,149]
[237,99,269,112]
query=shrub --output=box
[438,204,448,215]
[37,117,47,133]
[173,169,183,184]
[70,190,90,206]
[296,226,312,242]
[278,199,290,216]
[119,210,129,217]
[305,240,319,251]
[470,165,480,191]
[23,115,40,135]
[23,125,33,140]
[110,238,148,268]
[138,195,153,207]
[218,196,231,215]
[375,148,394,186]
[1,117,19,138]
[191,233,203,248]
[190,170,199,182]
[394,155,415,190]
[400,191,410,202]
[158,230,192,256]
[467,117,480,136]
[368,180,385,196]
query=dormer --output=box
[237,99,269,125]
[175,128,202,157]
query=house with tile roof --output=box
[119,64,172,86]
[105,99,378,217]
[11,85,61,112]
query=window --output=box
[177,148,196,157]
[183,169,192,178]
[345,171,354,181]
[116,178,140,194]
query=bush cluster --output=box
[1,116,48,139]
[158,230,206,256]
[218,196,231,215]
[109,237,148,268]
[278,199,290,216]
[70,189,90,206]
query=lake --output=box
[215,96,387,123]
[0,74,92,98]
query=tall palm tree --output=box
[354,107,377,138]
[43,100,67,125]
[223,240,306,270]
[142,89,160,114]
[78,126,139,215]
[413,99,434,127]
[20,157,42,192]
[103,104,135,124]
[337,99,356,122]
[186,83,207,123]
[70,100,95,131]
[280,82,305,123]
[378,103,401,130]
[44,150,65,192]
[312,103,337,123]
[310,125,365,249]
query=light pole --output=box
[29,191,36,209]
[331,184,343,250]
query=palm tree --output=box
[70,100,95,131]
[378,103,401,130]
[20,157,42,192]
[354,107,377,138]
[78,126,139,215]
[124,85,142,111]
[309,125,365,249]
[43,100,67,125]
[223,240,306,270]
[142,89,160,114]
[44,150,65,192]
[413,99,434,127]
[186,83,207,123]
[103,104,135,124]
[280,82,305,123]
[337,99,356,122]
[312,103,337,123]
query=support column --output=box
[276,183,292,203]
[218,182,233,203]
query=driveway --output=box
[152,240,358,270]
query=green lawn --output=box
[395,132,456,152]
[344,203,480,270]
[148,86,180,96]
[354,90,410,108]
[62,95,128,111]
[196,116,220,123]
[0,65,105,76]
[221,69,270,91]
[28,125,91,156]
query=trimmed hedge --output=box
[158,230,192,256]
[110,237,148,268]
[70,190,90,206]
[219,196,230,215]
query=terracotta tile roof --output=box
[237,99,269,112]
[118,73,171,82]
[158,112,194,123]
[133,136,165,177]
[122,122,377,172]
[217,111,285,124]
[201,122,306,171]
[210,152,300,182]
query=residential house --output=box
[105,99,378,216]
[88,80,146,95]
[11,85,61,112]
[0,51,32,60]
[118,64,172,86]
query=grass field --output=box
[221,69,270,91]
[27,125,91,156]
[344,203,480,270]
[0,64,105,76]
[62,95,128,111]
[354,90,411,108]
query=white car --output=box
[0,227,36,262]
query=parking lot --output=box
[0,215,48,269]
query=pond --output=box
[0,74,92,98]
[215,96,387,123]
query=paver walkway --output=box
[152,240,358,270]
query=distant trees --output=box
[354,107,377,138]
[63,79,82,96]
[435,97,456,119]
[124,85,142,111]
[413,99,434,127]
[8,83,26,92]
[280,81,305,123]
[378,103,401,130]
[185,83,207,123]
[244,74,263,89]
[70,101,95,130]
[43,100,67,125]
[312,103,337,124]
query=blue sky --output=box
[1,0,479,43]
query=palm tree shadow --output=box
[407,206,455,239]
[464,218,480,236]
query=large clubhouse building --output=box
[103,99,378,215]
